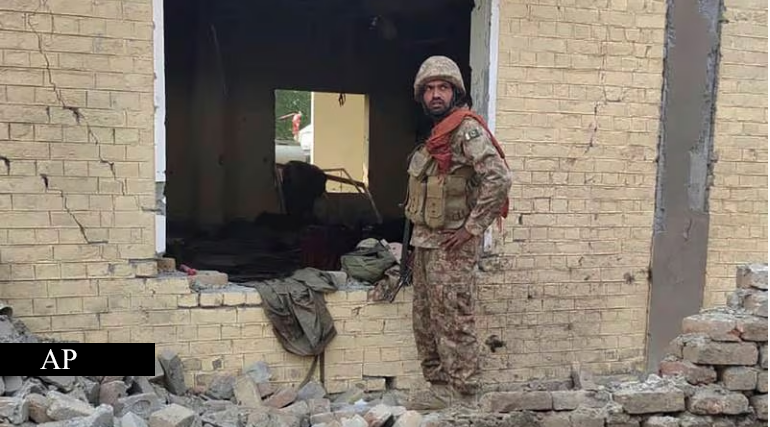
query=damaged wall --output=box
[702,0,768,308]
[163,0,472,226]
[480,0,666,382]
[0,1,158,281]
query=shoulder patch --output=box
[463,128,481,141]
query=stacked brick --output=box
[444,263,768,426]
[660,263,767,422]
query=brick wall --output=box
[484,0,666,381]
[0,0,158,325]
[5,272,420,393]
[703,0,768,308]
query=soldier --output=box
[404,56,513,409]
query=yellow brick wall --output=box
[486,0,665,381]
[4,272,419,393]
[703,0,768,308]
[0,0,157,290]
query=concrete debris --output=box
[98,381,128,407]
[339,414,367,427]
[309,412,335,425]
[204,375,235,401]
[296,381,326,402]
[0,315,60,343]
[148,404,198,427]
[0,397,29,424]
[246,409,299,427]
[132,378,156,396]
[76,378,100,406]
[38,378,76,392]
[279,401,308,418]
[263,387,297,409]
[307,398,331,415]
[232,376,261,408]
[38,404,114,427]
[46,391,95,421]
[114,393,164,419]
[157,351,187,396]
[4,377,23,395]
[244,362,272,384]
[122,412,149,427]
[26,393,52,424]
[332,388,364,405]
[392,410,421,427]
[152,359,165,383]
[362,404,392,427]
[736,264,768,290]
[256,383,275,400]
[200,406,239,427]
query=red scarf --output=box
[426,107,510,220]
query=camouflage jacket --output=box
[410,117,512,248]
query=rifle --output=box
[386,218,413,303]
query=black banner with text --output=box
[0,343,156,375]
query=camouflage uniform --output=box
[407,57,512,399]
[409,116,511,395]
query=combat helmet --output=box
[413,56,466,101]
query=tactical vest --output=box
[404,145,475,230]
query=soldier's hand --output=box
[441,228,474,251]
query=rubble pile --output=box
[0,359,417,427]
[422,263,767,426]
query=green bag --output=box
[341,239,397,283]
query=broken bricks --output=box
[233,376,262,408]
[0,397,28,425]
[46,391,95,421]
[148,404,199,427]
[114,393,164,419]
[157,351,186,395]
[612,378,686,415]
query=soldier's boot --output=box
[405,383,452,411]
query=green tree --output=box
[275,90,312,140]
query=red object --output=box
[425,107,510,220]
[291,112,302,137]
[278,111,303,139]
[180,264,197,276]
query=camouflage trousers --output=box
[411,238,481,395]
